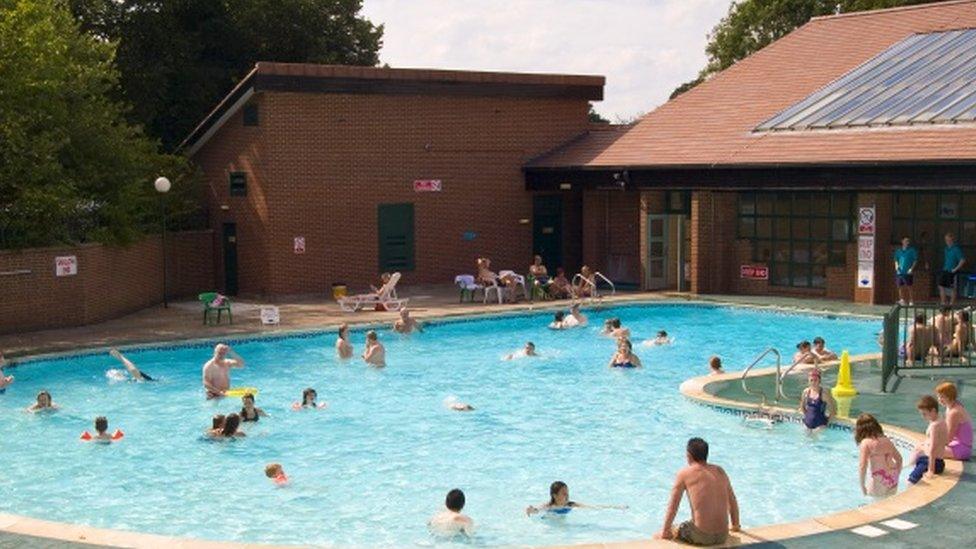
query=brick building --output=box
[526,0,976,304]
[182,63,602,296]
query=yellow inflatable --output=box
[225,387,259,398]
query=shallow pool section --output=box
[0,304,882,547]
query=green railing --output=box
[881,301,975,392]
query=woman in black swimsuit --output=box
[240,393,267,422]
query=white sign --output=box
[260,306,280,325]
[857,261,874,288]
[858,206,876,235]
[55,256,77,277]
[293,236,305,254]
[858,235,875,262]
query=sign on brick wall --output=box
[55,256,77,277]
[740,264,769,280]
[857,206,876,235]
[293,237,305,254]
[858,235,875,262]
[413,179,442,192]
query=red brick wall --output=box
[0,231,214,335]
[195,92,590,296]
[580,189,641,284]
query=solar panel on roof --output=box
[756,29,976,132]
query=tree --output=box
[588,104,610,123]
[0,0,194,249]
[70,0,384,151]
[671,0,949,98]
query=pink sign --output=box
[740,264,769,280]
[55,255,78,277]
[413,179,442,192]
[293,237,305,254]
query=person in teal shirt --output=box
[894,237,918,305]
[940,232,966,305]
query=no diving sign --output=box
[858,206,876,235]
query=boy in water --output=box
[793,341,815,364]
[362,331,386,368]
[265,463,289,486]
[908,395,948,484]
[393,308,422,334]
[505,342,537,360]
[709,356,724,376]
[811,337,837,362]
[91,416,118,442]
[428,489,475,537]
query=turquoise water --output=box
[0,304,883,547]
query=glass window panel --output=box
[893,193,915,218]
[754,241,772,262]
[756,218,772,239]
[774,194,792,215]
[810,197,829,216]
[793,245,810,264]
[756,194,773,215]
[738,218,755,238]
[962,193,976,215]
[772,265,790,287]
[792,218,810,239]
[917,194,938,219]
[793,194,811,215]
[812,243,828,264]
[811,218,829,240]
[775,218,791,239]
[832,219,850,241]
[939,195,960,219]
[829,243,847,265]
[738,195,755,216]
[963,220,976,245]
[793,272,810,287]
[810,265,826,289]
[892,219,914,244]
[831,194,852,216]
[773,242,790,262]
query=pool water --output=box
[0,304,885,547]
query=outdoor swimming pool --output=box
[0,303,885,547]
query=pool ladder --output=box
[571,271,616,299]
[741,349,821,406]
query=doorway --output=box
[222,222,238,296]
[645,214,668,289]
[378,203,415,272]
[533,195,563,272]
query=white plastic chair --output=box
[499,270,528,301]
[483,278,503,304]
[454,274,483,302]
[338,272,408,312]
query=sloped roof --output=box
[527,0,976,170]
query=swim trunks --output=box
[896,274,914,287]
[676,521,728,546]
[939,271,957,289]
[908,455,945,484]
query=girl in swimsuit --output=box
[799,369,835,431]
[525,481,627,516]
[293,387,327,410]
[27,391,58,413]
[855,413,902,497]
[240,393,268,422]
[608,339,642,369]
[936,381,973,460]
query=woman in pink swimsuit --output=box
[937,382,973,460]
[855,413,902,497]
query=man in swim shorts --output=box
[362,331,386,367]
[657,437,740,546]
[428,489,475,537]
[202,344,245,398]
[939,232,966,306]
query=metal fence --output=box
[881,301,976,391]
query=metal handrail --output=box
[594,272,616,296]
[741,347,781,406]
[571,272,616,298]
[778,352,821,401]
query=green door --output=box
[378,203,415,272]
[533,195,562,272]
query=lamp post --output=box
[154,176,171,308]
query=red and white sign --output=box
[740,264,769,280]
[858,235,875,262]
[293,236,305,254]
[55,256,77,277]
[858,206,876,235]
[413,179,442,192]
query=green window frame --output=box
[229,172,247,197]
[737,192,854,289]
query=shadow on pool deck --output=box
[711,362,976,548]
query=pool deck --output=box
[2,290,970,548]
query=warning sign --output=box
[858,206,876,235]
[55,256,77,277]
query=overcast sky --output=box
[361,0,733,121]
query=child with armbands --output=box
[292,388,327,410]
[265,463,289,486]
[81,416,124,443]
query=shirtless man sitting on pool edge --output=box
[202,344,245,398]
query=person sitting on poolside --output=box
[293,387,327,410]
[548,267,572,299]
[562,303,587,327]
[475,257,518,302]
[212,413,245,439]
[0,351,13,391]
[109,348,154,381]
[529,255,550,287]
[656,437,740,545]
[573,265,597,298]
[906,313,937,362]
[946,310,971,358]
[393,308,423,334]
[793,341,815,364]
[934,307,955,351]
[549,311,567,330]
[27,390,58,413]
[208,414,226,436]
[265,463,289,486]
[799,369,835,432]
[428,488,475,538]
[811,337,837,362]
[336,323,353,359]
[370,272,392,295]
[202,343,245,399]
[709,356,724,376]
[936,382,972,461]
[240,393,268,422]
[505,342,538,360]
[525,481,627,516]
[363,331,386,368]
[855,413,902,498]
[908,395,948,484]
[608,318,630,340]
[608,339,642,369]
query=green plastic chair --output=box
[527,275,549,301]
[199,292,232,325]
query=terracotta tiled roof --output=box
[527,0,976,169]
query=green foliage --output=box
[588,104,609,123]
[671,0,947,99]
[70,0,384,151]
[0,0,195,249]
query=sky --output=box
[361,0,734,121]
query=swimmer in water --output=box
[86,416,122,443]
[393,308,423,334]
[27,390,58,412]
[600,318,615,336]
[549,312,567,330]
[240,393,268,422]
[444,396,475,412]
[109,348,155,381]
[202,343,245,399]
[0,351,13,390]
[208,414,226,437]
[294,387,327,409]
[608,339,642,369]
[648,330,673,346]
[709,356,724,376]
[565,302,588,327]
[505,342,538,360]
[336,323,353,359]
[265,463,289,486]
[525,481,627,516]
[214,413,245,438]
[428,488,475,537]
[362,331,386,368]
[609,318,630,340]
